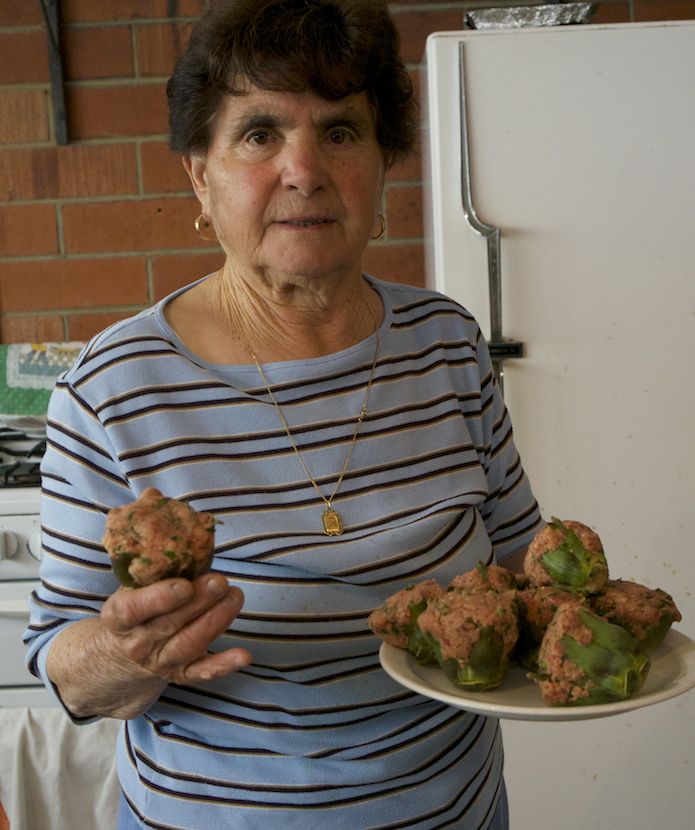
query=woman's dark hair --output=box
[167,0,417,167]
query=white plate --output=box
[379,628,695,721]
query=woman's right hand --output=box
[46,573,251,720]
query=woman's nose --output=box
[279,139,326,195]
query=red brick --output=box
[67,311,135,341]
[0,204,58,256]
[392,10,465,64]
[0,32,49,84]
[385,185,423,240]
[0,257,148,311]
[0,144,137,201]
[386,141,423,184]
[63,26,135,81]
[0,315,65,343]
[591,2,631,23]
[408,67,424,112]
[66,83,168,140]
[140,141,192,193]
[634,0,695,19]
[151,252,225,299]
[0,1,42,25]
[136,22,195,77]
[61,0,205,23]
[62,196,208,253]
[0,89,50,144]
[362,242,425,288]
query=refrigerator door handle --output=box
[458,42,523,387]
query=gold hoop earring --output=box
[371,212,386,241]
[194,214,215,241]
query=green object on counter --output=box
[0,343,83,417]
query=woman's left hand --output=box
[46,573,252,720]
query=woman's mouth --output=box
[281,219,332,228]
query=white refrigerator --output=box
[423,21,695,830]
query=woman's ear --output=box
[182,155,209,206]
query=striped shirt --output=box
[26,275,541,829]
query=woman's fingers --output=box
[154,586,245,674]
[99,573,247,679]
[102,578,197,632]
[175,647,253,684]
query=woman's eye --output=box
[328,128,353,144]
[247,130,270,145]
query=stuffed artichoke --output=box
[103,487,217,588]
[524,518,608,595]
[515,585,585,670]
[415,589,520,691]
[590,578,682,653]
[368,580,444,664]
[448,562,522,593]
[534,604,651,705]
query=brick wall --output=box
[1,0,694,343]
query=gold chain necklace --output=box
[240,299,379,536]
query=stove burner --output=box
[0,427,45,488]
[0,460,42,487]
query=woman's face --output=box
[185,86,386,289]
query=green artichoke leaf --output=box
[603,612,675,654]
[405,599,438,665]
[440,627,508,691]
[111,552,137,587]
[581,606,638,650]
[558,684,633,706]
[637,615,675,654]
[406,628,439,665]
[540,517,608,593]
[561,609,651,700]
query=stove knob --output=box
[0,530,19,561]
[27,530,43,561]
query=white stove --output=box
[0,428,122,830]
[0,425,52,706]
[0,351,122,827]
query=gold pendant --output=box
[322,507,343,536]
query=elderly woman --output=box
[25,1,541,828]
